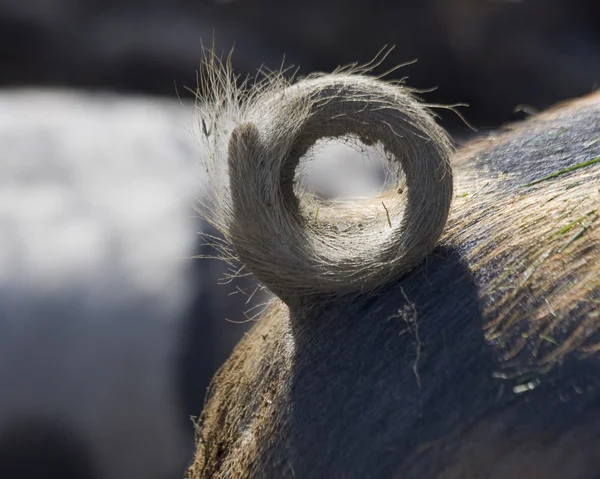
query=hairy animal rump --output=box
[190,53,600,479]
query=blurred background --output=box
[0,1,598,478]
[1,0,599,131]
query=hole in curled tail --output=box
[289,135,409,239]
[297,135,400,202]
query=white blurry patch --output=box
[298,135,388,200]
[0,91,203,304]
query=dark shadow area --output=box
[0,418,97,479]
[287,246,491,475]
[175,221,259,440]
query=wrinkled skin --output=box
[189,91,600,478]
